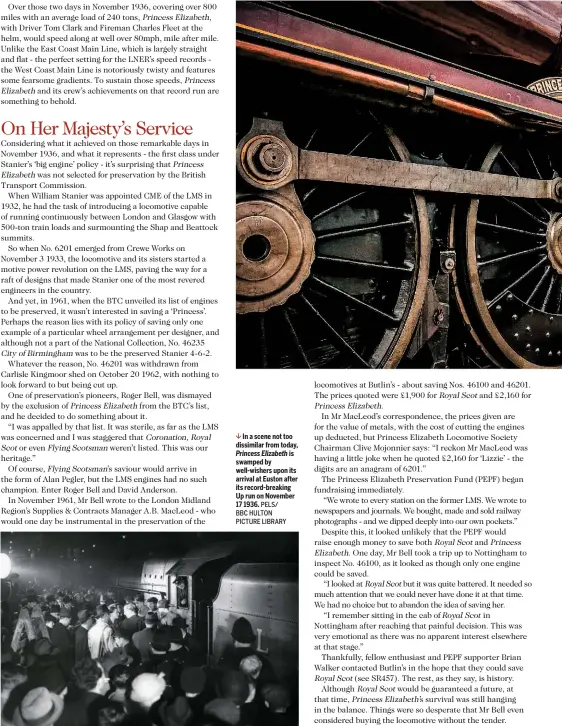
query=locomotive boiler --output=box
[235,1,562,368]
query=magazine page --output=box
[1,1,561,725]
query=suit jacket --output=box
[119,614,145,636]
[74,626,90,664]
[132,626,154,663]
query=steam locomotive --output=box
[236,2,562,369]
[115,540,298,684]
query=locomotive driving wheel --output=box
[452,140,562,368]
[236,107,430,368]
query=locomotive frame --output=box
[235,2,562,369]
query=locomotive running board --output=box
[237,118,562,201]
[237,3,562,128]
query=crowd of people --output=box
[1,586,296,726]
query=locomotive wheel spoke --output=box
[499,197,547,227]
[526,147,541,179]
[310,275,400,324]
[526,265,551,306]
[316,255,413,274]
[453,139,562,369]
[311,191,366,222]
[477,245,546,269]
[300,294,371,367]
[541,273,557,312]
[282,307,311,369]
[556,280,562,315]
[487,256,548,308]
[303,129,373,203]
[497,150,550,219]
[476,221,545,238]
[315,219,411,242]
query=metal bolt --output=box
[495,305,502,313]
[259,142,288,173]
[443,257,455,271]
[511,314,518,322]
[433,308,445,326]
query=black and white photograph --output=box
[0,533,298,726]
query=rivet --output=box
[549,316,554,322]
[495,305,502,313]
[512,314,518,322]
[507,294,513,302]
[535,348,540,353]
[525,343,531,349]
[525,326,531,332]
[514,333,519,339]
[548,351,553,357]
[558,351,561,356]
[546,332,551,338]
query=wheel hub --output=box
[546,213,562,275]
[236,192,315,313]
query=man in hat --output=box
[146,627,172,676]
[179,666,208,722]
[158,695,193,726]
[218,617,277,684]
[126,672,166,720]
[203,698,241,726]
[74,611,93,664]
[26,639,66,694]
[219,618,255,668]
[217,671,249,707]
[112,627,141,666]
[44,614,73,678]
[260,683,295,725]
[12,687,64,726]
[48,603,60,622]
[132,610,158,664]
[88,606,115,660]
